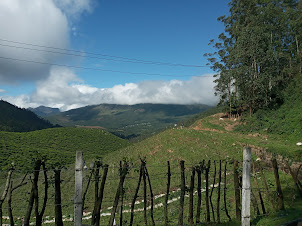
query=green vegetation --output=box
[0,100,55,132]
[206,0,302,116]
[45,103,212,140]
[0,127,130,170]
[236,75,302,140]
[0,111,301,225]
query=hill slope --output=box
[0,127,130,169]
[236,75,302,139]
[28,106,60,117]
[0,100,55,132]
[45,103,212,139]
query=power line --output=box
[0,38,209,68]
[0,56,214,78]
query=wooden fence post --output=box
[224,161,231,221]
[242,147,251,226]
[178,160,185,226]
[109,162,129,226]
[188,167,195,225]
[74,151,83,226]
[205,160,211,223]
[130,162,143,226]
[164,161,171,226]
[233,160,241,220]
[196,160,204,224]
[217,160,222,224]
[272,158,285,211]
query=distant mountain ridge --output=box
[45,103,212,139]
[28,106,60,117]
[0,100,55,132]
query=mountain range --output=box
[42,103,212,140]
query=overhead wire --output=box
[0,38,209,68]
[0,56,214,78]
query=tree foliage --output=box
[207,0,302,115]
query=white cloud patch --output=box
[0,0,94,84]
[0,89,6,93]
[1,67,219,111]
[53,0,95,19]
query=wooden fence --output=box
[71,147,301,226]
[1,147,301,225]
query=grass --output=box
[1,111,302,225]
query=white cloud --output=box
[0,89,5,93]
[53,0,95,19]
[0,0,94,84]
[1,67,219,111]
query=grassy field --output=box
[1,113,301,225]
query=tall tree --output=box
[207,0,301,115]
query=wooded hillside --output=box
[206,0,302,116]
[0,100,55,132]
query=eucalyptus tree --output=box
[207,0,301,115]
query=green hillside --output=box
[0,127,130,169]
[236,75,302,140]
[0,100,55,132]
[45,103,212,139]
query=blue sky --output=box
[0,0,229,110]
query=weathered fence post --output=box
[178,160,185,226]
[74,151,83,226]
[109,162,129,226]
[188,167,195,225]
[252,162,266,215]
[272,158,285,211]
[164,161,171,226]
[224,161,231,221]
[145,165,155,226]
[233,160,241,220]
[205,160,211,223]
[210,160,216,223]
[143,161,147,226]
[130,162,144,226]
[196,160,204,224]
[242,147,251,226]
[217,160,222,223]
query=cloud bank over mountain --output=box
[3,67,218,111]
